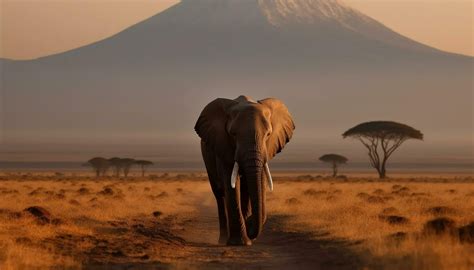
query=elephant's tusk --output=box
[264,163,273,191]
[231,162,239,189]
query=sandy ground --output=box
[78,185,361,269]
[163,190,361,270]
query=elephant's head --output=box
[195,96,295,239]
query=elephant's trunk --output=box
[243,155,265,240]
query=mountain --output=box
[2,0,472,163]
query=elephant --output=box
[194,95,295,246]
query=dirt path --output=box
[169,192,363,270]
[73,190,364,269]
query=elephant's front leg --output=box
[218,160,251,246]
[224,182,252,246]
[215,196,228,245]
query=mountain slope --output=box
[2,0,472,162]
[258,0,437,52]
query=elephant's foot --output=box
[226,236,252,246]
[246,226,257,240]
[245,217,260,240]
[218,235,227,245]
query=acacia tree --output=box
[108,157,136,177]
[135,160,154,177]
[108,157,123,177]
[87,157,110,177]
[343,121,423,179]
[121,158,136,178]
[319,154,348,177]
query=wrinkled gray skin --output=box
[195,96,295,246]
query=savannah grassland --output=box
[0,172,473,270]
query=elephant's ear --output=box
[195,98,238,153]
[258,98,295,159]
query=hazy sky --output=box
[1,0,472,60]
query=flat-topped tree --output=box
[343,121,423,179]
[120,158,136,178]
[87,157,110,177]
[135,160,154,177]
[108,157,123,177]
[319,154,348,178]
[108,157,136,177]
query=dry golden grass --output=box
[0,173,473,269]
[268,180,474,270]
[0,176,208,269]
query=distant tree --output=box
[108,157,136,177]
[87,157,110,177]
[108,157,123,177]
[319,154,348,178]
[343,121,423,179]
[120,158,136,178]
[135,160,154,177]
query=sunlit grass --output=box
[0,174,472,269]
[268,181,474,269]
